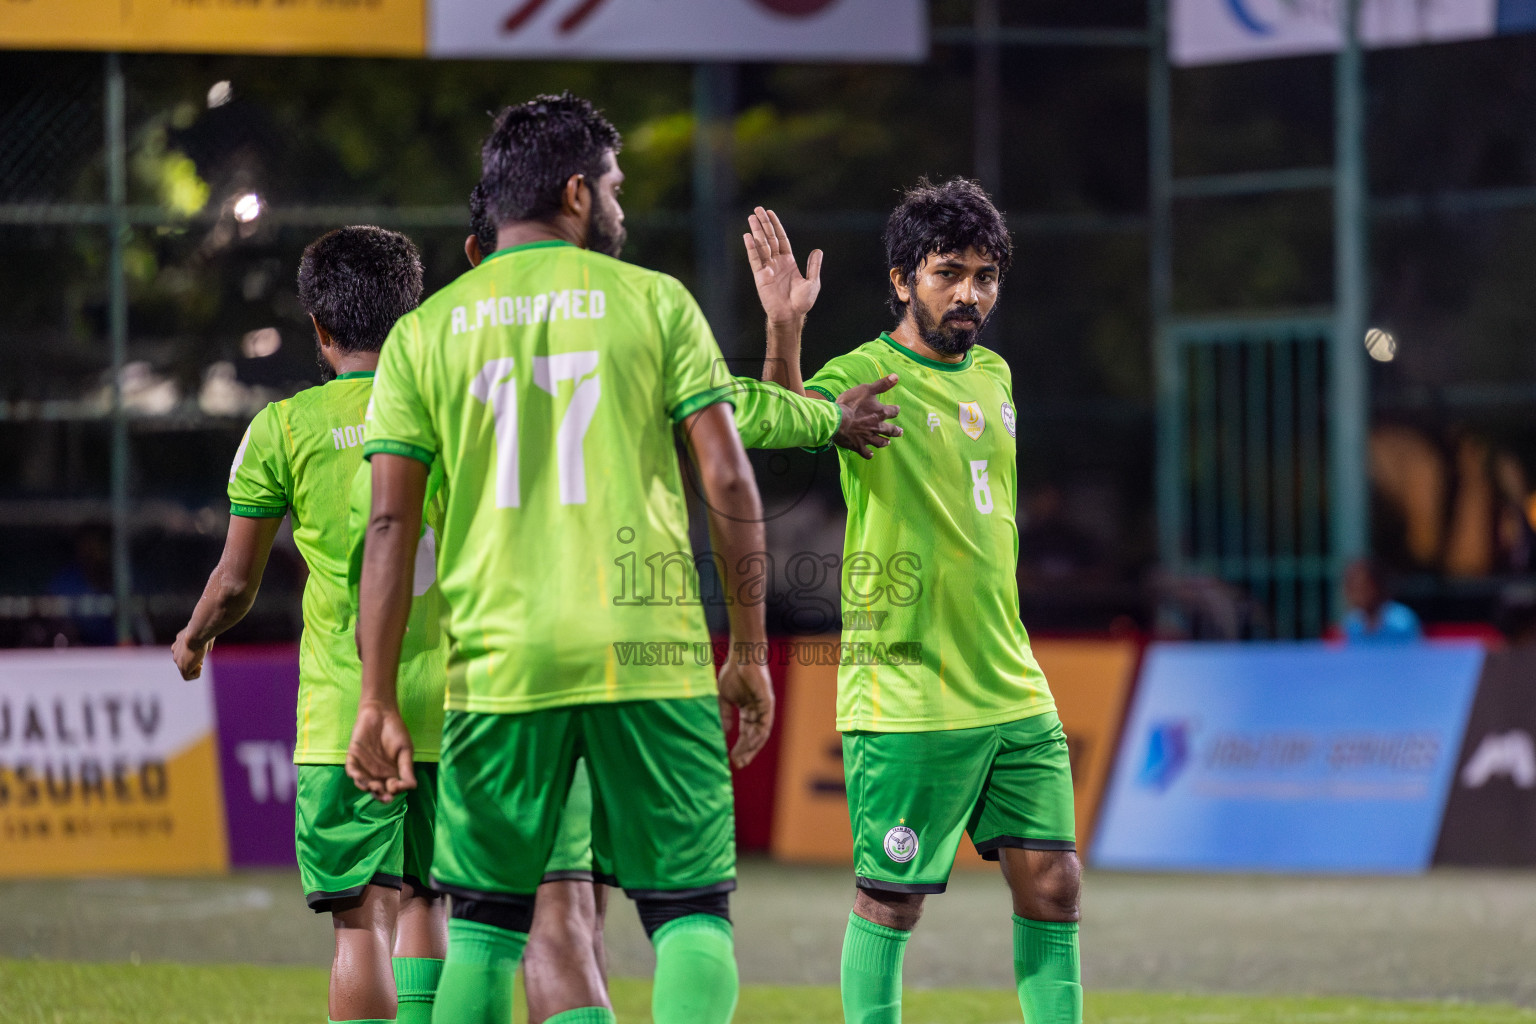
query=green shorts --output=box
[433,697,735,901]
[295,762,438,912]
[844,710,1075,894]
[543,757,595,881]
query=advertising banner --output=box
[0,0,425,56]
[209,645,300,867]
[1170,0,1515,67]
[1434,645,1536,866]
[430,0,927,62]
[771,637,1138,865]
[0,649,228,877]
[1093,641,1485,873]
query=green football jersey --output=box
[806,333,1055,733]
[227,371,442,763]
[364,239,734,715]
[345,455,448,760]
[728,376,840,450]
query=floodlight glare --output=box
[232,193,262,223]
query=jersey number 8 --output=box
[970,459,993,515]
[470,353,602,508]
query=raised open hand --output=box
[743,206,822,325]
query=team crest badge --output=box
[958,401,985,440]
[884,825,919,863]
[1001,401,1016,438]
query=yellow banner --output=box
[0,650,229,877]
[772,637,1138,867]
[0,0,425,56]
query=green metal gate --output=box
[1158,314,1340,638]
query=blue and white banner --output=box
[1093,641,1485,872]
[1173,0,1536,66]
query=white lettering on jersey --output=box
[331,423,367,450]
[450,290,607,333]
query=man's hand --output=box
[743,206,822,326]
[345,700,417,804]
[834,374,903,459]
[717,642,775,769]
[171,630,211,680]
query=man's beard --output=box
[912,296,989,356]
[315,341,334,382]
[587,202,627,259]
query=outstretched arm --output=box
[347,452,428,802]
[680,402,775,768]
[743,206,819,395]
[173,515,283,679]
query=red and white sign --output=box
[430,0,927,61]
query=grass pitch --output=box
[3,961,1535,1024]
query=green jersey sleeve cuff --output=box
[802,385,838,452]
[670,388,737,423]
[363,438,435,466]
[229,502,286,519]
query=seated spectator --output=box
[1341,557,1422,644]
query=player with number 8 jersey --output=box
[745,184,1082,1024]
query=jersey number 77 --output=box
[469,353,602,508]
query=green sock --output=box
[650,913,738,1024]
[1013,916,1083,1024]
[431,919,527,1024]
[840,912,911,1024]
[392,956,443,1024]
[543,1009,616,1024]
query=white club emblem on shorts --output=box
[884,825,919,863]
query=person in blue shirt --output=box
[1342,557,1423,644]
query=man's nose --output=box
[954,277,979,305]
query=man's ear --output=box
[464,234,482,268]
[562,173,589,219]
[889,266,912,305]
[310,313,334,349]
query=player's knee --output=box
[854,886,925,931]
[450,891,537,935]
[634,889,731,940]
[1030,853,1082,921]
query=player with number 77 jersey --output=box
[745,184,1083,1024]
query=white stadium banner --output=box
[429,0,927,62]
[1172,0,1498,66]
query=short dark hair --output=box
[297,226,423,353]
[469,182,498,256]
[481,92,622,226]
[883,177,1013,318]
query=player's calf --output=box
[636,890,738,1024]
[523,879,610,1024]
[328,883,400,1023]
[1000,849,1083,1024]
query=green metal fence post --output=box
[692,63,737,355]
[1149,0,1181,579]
[1332,0,1370,614]
[105,53,132,645]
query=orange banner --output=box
[772,637,1138,868]
[0,0,425,56]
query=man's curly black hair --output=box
[883,177,1013,319]
[468,181,498,257]
[481,91,622,226]
[297,225,423,353]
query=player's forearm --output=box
[183,564,258,646]
[357,511,416,710]
[701,467,768,645]
[762,318,806,395]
